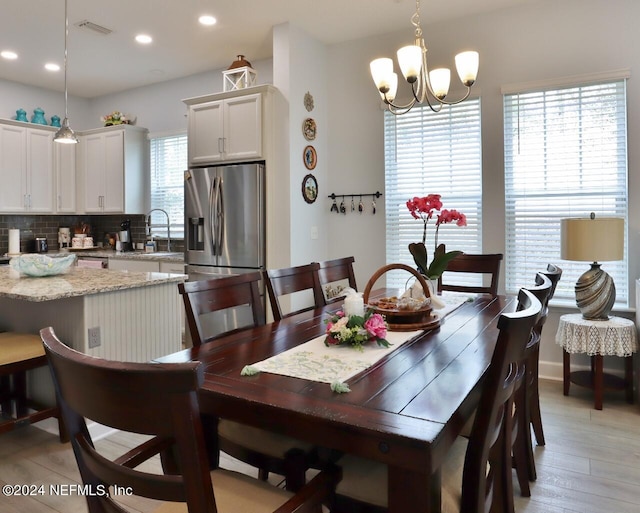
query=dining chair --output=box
[263,263,326,321]
[331,288,541,513]
[437,252,503,295]
[530,263,562,445]
[317,256,357,303]
[511,273,552,497]
[179,272,318,491]
[40,326,341,513]
[0,331,66,442]
[513,263,562,492]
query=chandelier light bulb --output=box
[397,45,422,83]
[384,73,399,102]
[429,68,451,100]
[455,51,479,86]
[370,58,394,93]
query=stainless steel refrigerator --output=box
[184,162,265,339]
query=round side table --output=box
[555,313,637,410]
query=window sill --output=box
[549,298,635,315]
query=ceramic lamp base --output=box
[575,262,616,320]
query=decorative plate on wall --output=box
[303,118,317,141]
[302,174,318,204]
[304,91,315,112]
[303,145,317,170]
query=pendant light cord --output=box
[63,0,69,119]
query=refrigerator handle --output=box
[217,176,225,257]
[209,176,217,255]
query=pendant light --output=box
[54,0,77,144]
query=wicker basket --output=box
[363,263,440,331]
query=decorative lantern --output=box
[222,55,257,91]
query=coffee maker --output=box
[119,219,134,252]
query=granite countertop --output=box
[53,250,184,263]
[0,266,186,302]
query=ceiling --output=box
[0,0,531,99]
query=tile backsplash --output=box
[0,215,183,254]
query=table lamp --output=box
[560,213,624,320]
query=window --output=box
[503,78,628,303]
[149,133,187,239]
[384,100,483,288]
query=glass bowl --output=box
[10,254,77,277]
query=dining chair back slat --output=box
[264,263,326,321]
[179,271,265,346]
[438,253,503,295]
[317,257,357,303]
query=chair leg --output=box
[528,358,545,447]
[512,381,532,497]
[283,448,308,492]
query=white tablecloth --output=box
[555,313,638,357]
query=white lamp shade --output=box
[561,217,624,262]
[380,73,398,102]
[429,68,451,99]
[397,45,422,82]
[370,58,394,92]
[455,51,479,86]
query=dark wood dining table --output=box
[155,289,517,513]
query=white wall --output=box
[325,0,640,379]
[273,23,329,267]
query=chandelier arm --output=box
[382,94,418,114]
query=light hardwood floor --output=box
[1,379,639,513]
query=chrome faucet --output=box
[146,208,171,252]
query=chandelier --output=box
[370,0,479,115]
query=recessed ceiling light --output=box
[135,34,153,44]
[1,50,18,60]
[45,63,61,72]
[198,15,217,26]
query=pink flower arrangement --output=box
[325,309,390,350]
[406,194,467,279]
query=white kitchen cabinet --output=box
[80,125,147,214]
[54,140,76,213]
[159,261,185,274]
[187,92,262,165]
[0,121,54,213]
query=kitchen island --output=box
[0,266,186,415]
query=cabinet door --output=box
[84,134,106,212]
[189,100,224,165]
[26,128,54,213]
[103,131,125,212]
[224,93,262,161]
[54,141,76,213]
[0,125,27,212]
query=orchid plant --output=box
[406,194,467,279]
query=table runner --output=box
[241,294,469,391]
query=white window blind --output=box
[385,100,483,288]
[503,80,628,303]
[149,133,187,239]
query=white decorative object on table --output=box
[343,288,364,317]
[10,254,76,277]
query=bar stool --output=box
[0,332,66,441]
